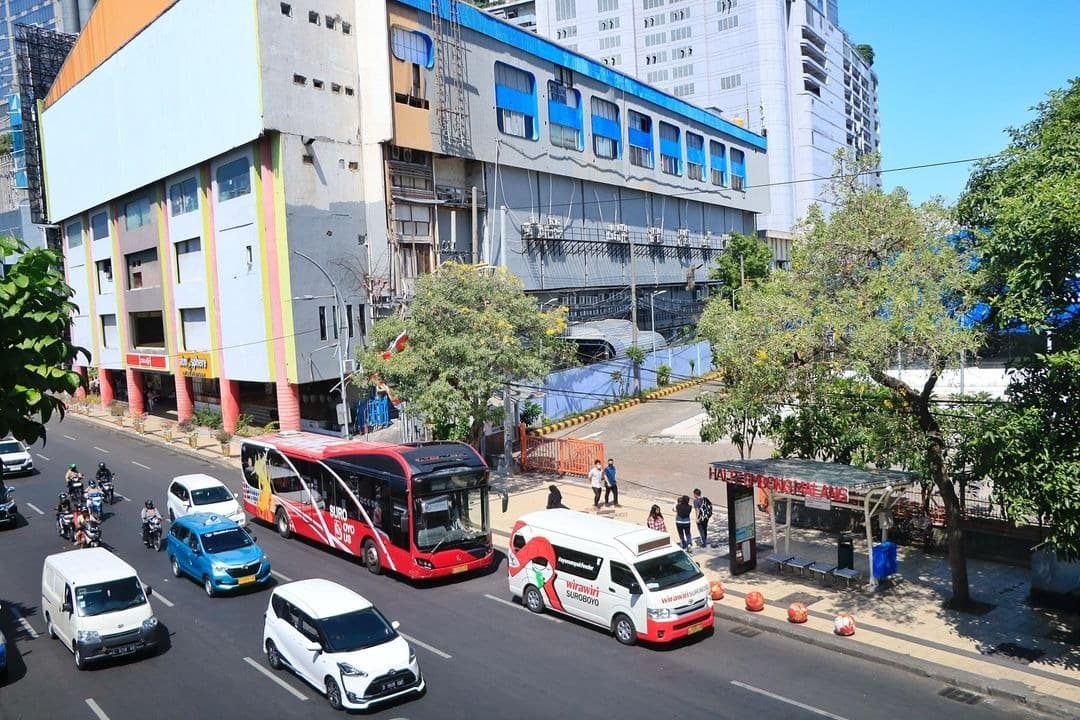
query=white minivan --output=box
[41,548,159,669]
[167,473,246,526]
[508,509,714,645]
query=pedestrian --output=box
[588,459,604,509]
[692,488,713,547]
[674,495,693,549]
[547,485,568,510]
[603,458,619,507]
[646,504,667,532]
[146,386,155,411]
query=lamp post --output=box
[650,290,667,354]
[292,250,349,438]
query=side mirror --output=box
[391,620,401,630]
[144,584,153,597]
[62,600,73,613]
[303,640,322,653]
[628,582,642,595]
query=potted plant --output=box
[162,422,176,442]
[179,419,198,448]
[657,364,672,387]
[215,429,233,457]
[109,402,126,426]
[132,412,148,434]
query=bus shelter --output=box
[709,458,917,587]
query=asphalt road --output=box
[0,418,1038,720]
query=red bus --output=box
[239,432,496,579]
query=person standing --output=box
[588,460,604,509]
[603,458,619,507]
[674,495,693,549]
[692,488,713,547]
[646,504,667,532]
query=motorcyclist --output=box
[64,463,81,483]
[141,500,161,546]
[56,492,72,515]
[86,481,105,520]
[73,504,90,548]
[95,461,113,484]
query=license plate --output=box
[686,621,707,635]
[383,678,406,691]
[452,564,469,574]
[107,643,138,656]
[237,575,257,584]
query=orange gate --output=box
[519,425,604,477]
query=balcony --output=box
[800,39,827,66]
[435,185,488,209]
[802,59,828,84]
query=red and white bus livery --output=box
[240,432,494,579]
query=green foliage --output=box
[357,263,573,445]
[0,133,11,154]
[214,429,233,444]
[855,44,875,66]
[656,364,672,387]
[708,231,773,307]
[193,408,223,429]
[0,236,88,444]
[519,400,543,428]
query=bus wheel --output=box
[275,508,292,539]
[362,539,382,575]
[523,585,545,614]
[613,613,637,646]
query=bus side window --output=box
[512,534,526,551]
[241,444,266,489]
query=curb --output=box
[711,602,1080,719]
[531,370,721,436]
[65,411,240,472]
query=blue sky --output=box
[840,0,1078,205]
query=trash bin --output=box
[872,541,898,579]
[837,533,855,570]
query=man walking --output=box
[588,460,604,509]
[603,458,619,507]
[692,488,713,547]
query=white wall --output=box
[41,0,263,221]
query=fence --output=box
[519,425,604,477]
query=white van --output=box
[41,548,159,669]
[507,509,713,645]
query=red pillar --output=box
[73,365,88,400]
[99,369,115,407]
[126,368,145,416]
[221,379,240,433]
[276,382,301,432]
[174,374,194,423]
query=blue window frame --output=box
[659,122,682,176]
[494,62,538,140]
[390,26,434,68]
[731,148,747,190]
[547,81,583,151]
[627,110,653,169]
[686,132,705,182]
[709,140,727,187]
[216,157,251,202]
[590,97,620,159]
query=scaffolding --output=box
[430,0,471,155]
[14,23,77,225]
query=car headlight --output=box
[142,617,158,630]
[77,630,101,643]
[211,563,228,574]
[337,662,367,677]
[409,644,416,662]
[647,608,672,620]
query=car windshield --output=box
[191,486,233,505]
[200,528,253,553]
[634,551,704,592]
[319,607,397,653]
[75,577,147,616]
[0,440,24,454]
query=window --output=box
[598,16,620,30]
[174,237,202,284]
[280,3,291,17]
[66,220,82,249]
[672,63,693,79]
[645,32,666,47]
[709,140,727,186]
[216,157,251,201]
[494,62,537,140]
[91,212,109,240]
[390,27,434,68]
[342,21,351,34]
[180,307,208,350]
[643,0,665,8]
[553,545,603,580]
[331,305,339,339]
[168,177,198,216]
[130,310,165,349]
[627,110,654,169]
[555,0,576,21]
[313,78,324,90]
[720,73,742,90]
[96,259,113,294]
[293,73,306,85]
[598,35,620,50]
[319,306,327,341]
[730,148,746,190]
[345,86,354,96]
[124,195,152,231]
[394,204,431,238]
[597,0,618,10]
[555,26,577,39]
[101,314,118,348]
[325,16,336,29]
[686,132,705,181]
[670,26,692,41]
[331,83,341,93]
[125,248,158,290]
[610,561,638,590]
[718,15,739,31]
[547,81,583,151]
[308,10,319,24]
[346,304,354,338]
[672,82,695,97]
[659,121,681,176]
[590,97,620,159]
[400,243,431,279]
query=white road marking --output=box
[243,656,308,701]
[580,430,603,439]
[85,698,111,720]
[114,494,129,502]
[7,605,39,639]
[63,434,78,441]
[36,453,50,461]
[483,593,563,623]
[131,461,151,470]
[271,570,294,583]
[399,632,452,659]
[730,681,850,720]
[151,589,175,608]
[25,502,45,515]
[93,446,110,454]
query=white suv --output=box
[262,579,424,711]
[0,437,33,477]
[166,474,245,526]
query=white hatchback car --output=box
[263,579,424,711]
[166,474,245,526]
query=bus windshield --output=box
[413,486,487,552]
[634,551,704,592]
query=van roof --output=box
[171,473,226,490]
[517,509,673,557]
[44,548,139,585]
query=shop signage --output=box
[177,351,214,378]
[709,465,850,504]
[125,353,168,372]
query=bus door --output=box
[391,500,409,550]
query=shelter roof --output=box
[709,458,917,494]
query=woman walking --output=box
[674,496,693,550]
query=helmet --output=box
[88,481,97,488]
[98,461,106,470]
[69,463,77,471]
[58,493,68,501]
[144,499,155,509]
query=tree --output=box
[356,263,573,446]
[708,231,772,307]
[0,235,87,444]
[699,153,985,605]
[855,44,875,66]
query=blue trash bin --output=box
[872,541,898,579]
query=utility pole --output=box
[627,226,637,347]
[293,250,349,438]
[502,376,514,479]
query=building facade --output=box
[494,0,880,255]
[41,0,767,433]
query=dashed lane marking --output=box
[7,605,40,639]
[730,681,850,720]
[85,698,111,720]
[63,434,78,441]
[271,570,294,583]
[93,446,110,454]
[399,632,452,659]
[483,593,563,623]
[36,453,50,461]
[131,461,151,470]
[25,502,45,515]
[243,656,308,701]
[151,589,175,608]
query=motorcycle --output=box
[66,474,85,504]
[86,488,105,522]
[99,474,116,504]
[143,515,162,551]
[81,518,102,548]
[57,510,74,541]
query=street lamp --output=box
[650,290,667,354]
[292,251,349,438]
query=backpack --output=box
[699,497,713,522]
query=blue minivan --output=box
[166,513,271,597]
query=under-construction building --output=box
[39,0,768,434]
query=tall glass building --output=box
[0,0,95,98]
